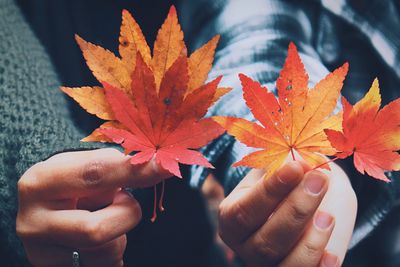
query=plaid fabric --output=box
[180,0,400,250]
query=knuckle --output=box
[263,178,285,200]
[16,218,30,240]
[303,241,322,259]
[17,177,36,196]
[252,235,281,260]
[16,215,40,242]
[79,219,106,246]
[18,162,44,196]
[287,200,312,226]
[81,160,107,188]
[218,200,250,237]
[17,176,38,196]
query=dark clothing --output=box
[0,0,399,266]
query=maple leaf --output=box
[325,79,400,181]
[61,6,229,221]
[61,6,228,177]
[213,43,348,178]
[99,53,225,178]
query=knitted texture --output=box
[0,0,94,265]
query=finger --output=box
[35,190,141,248]
[80,235,126,267]
[319,251,340,267]
[77,188,119,211]
[23,236,126,267]
[19,148,171,200]
[23,241,73,267]
[241,170,328,265]
[318,163,357,264]
[279,211,335,267]
[219,161,303,246]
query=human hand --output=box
[218,161,357,267]
[16,148,169,267]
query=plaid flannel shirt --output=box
[180,0,400,250]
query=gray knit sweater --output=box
[0,0,93,265]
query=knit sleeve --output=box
[0,0,95,265]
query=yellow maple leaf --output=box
[214,43,348,178]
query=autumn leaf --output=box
[62,6,227,178]
[325,79,400,181]
[99,54,224,178]
[213,43,348,178]
[61,6,227,221]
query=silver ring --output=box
[72,251,80,267]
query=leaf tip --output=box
[74,34,84,44]
[122,9,130,16]
[288,41,297,51]
[338,62,349,76]
[212,34,221,44]
[238,73,251,83]
[372,77,380,88]
[232,161,243,168]
[59,86,68,93]
[168,5,177,16]
[214,75,223,84]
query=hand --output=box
[218,161,357,267]
[16,148,168,267]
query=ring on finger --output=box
[72,251,80,267]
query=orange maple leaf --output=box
[213,43,348,178]
[60,6,229,221]
[61,6,229,178]
[325,79,400,181]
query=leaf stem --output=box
[151,185,157,223]
[312,157,338,170]
[159,180,165,212]
[290,148,296,161]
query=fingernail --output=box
[303,171,326,195]
[276,161,302,184]
[322,252,339,267]
[314,211,334,230]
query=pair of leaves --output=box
[215,43,400,181]
[61,6,229,178]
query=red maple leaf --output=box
[61,6,227,221]
[100,53,224,178]
[325,79,400,181]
